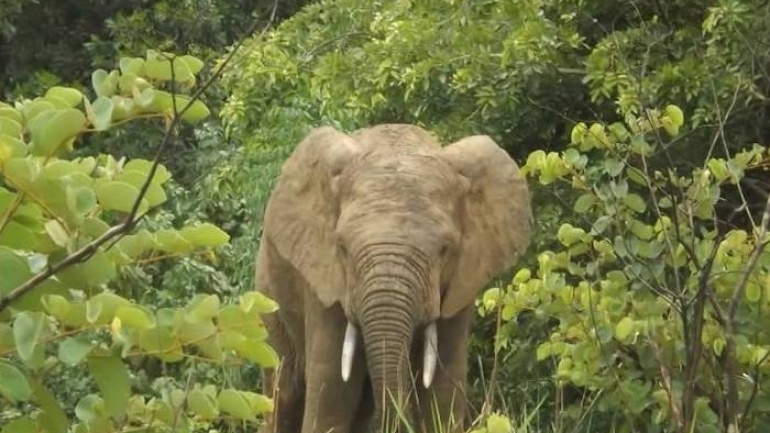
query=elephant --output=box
[254,123,531,433]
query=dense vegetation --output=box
[2,0,770,432]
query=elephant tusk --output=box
[341,321,357,382]
[422,322,438,388]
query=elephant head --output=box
[262,124,531,428]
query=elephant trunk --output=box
[360,285,417,431]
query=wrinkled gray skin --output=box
[255,124,531,433]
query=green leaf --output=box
[92,69,117,97]
[188,388,220,420]
[187,295,220,321]
[30,378,67,433]
[94,180,146,213]
[240,291,279,314]
[116,170,167,206]
[86,96,114,131]
[0,246,33,297]
[242,391,274,415]
[85,292,132,325]
[58,337,94,366]
[45,87,84,108]
[623,194,647,213]
[178,98,210,123]
[13,311,45,362]
[115,305,156,330]
[123,159,172,183]
[235,340,278,367]
[66,185,97,216]
[0,360,31,401]
[87,355,131,417]
[144,50,193,82]
[665,104,684,127]
[180,55,204,74]
[155,229,194,253]
[218,389,255,420]
[181,223,230,247]
[1,418,36,433]
[615,317,635,343]
[487,413,512,433]
[119,57,145,75]
[28,108,86,156]
[4,157,41,190]
[573,193,595,213]
[0,117,22,137]
[44,219,69,247]
[557,223,586,247]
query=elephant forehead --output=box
[345,152,459,197]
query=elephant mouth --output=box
[340,320,438,388]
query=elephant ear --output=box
[440,135,532,318]
[262,127,360,307]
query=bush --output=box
[0,51,275,432]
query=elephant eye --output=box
[439,243,450,258]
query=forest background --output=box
[1,1,770,432]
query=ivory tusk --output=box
[422,322,438,388]
[341,321,357,382]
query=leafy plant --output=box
[0,51,276,432]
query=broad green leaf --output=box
[110,95,136,120]
[144,50,193,82]
[0,246,33,296]
[13,311,45,362]
[66,185,97,216]
[181,223,230,247]
[187,294,220,321]
[573,193,595,213]
[85,292,131,325]
[28,108,86,156]
[0,106,22,124]
[623,194,646,213]
[0,117,21,137]
[665,104,684,126]
[0,135,27,161]
[235,340,278,367]
[116,170,167,206]
[30,378,67,433]
[614,317,635,343]
[217,389,255,420]
[240,291,279,314]
[187,388,219,419]
[487,413,512,433]
[44,219,69,247]
[87,355,131,417]
[56,249,116,290]
[155,229,194,253]
[20,99,55,125]
[83,217,110,238]
[86,96,114,131]
[0,360,31,401]
[123,159,172,183]
[94,180,146,213]
[178,98,210,123]
[92,69,117,97]
[557,223,586,247]
[3,157,41,190]
[58,337,94,366]
[0,418,36,433]
[115,305,156,330]
[119,57,145,75]
[45,87,84,108]
[180,55,204,74]
[241,392,274,415]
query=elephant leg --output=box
[417,305,474,433]
[302,300,367,433]
[259,314,305,433]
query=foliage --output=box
[0,52,276,432]
[222,0,770,431]
[481,104,770,433]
